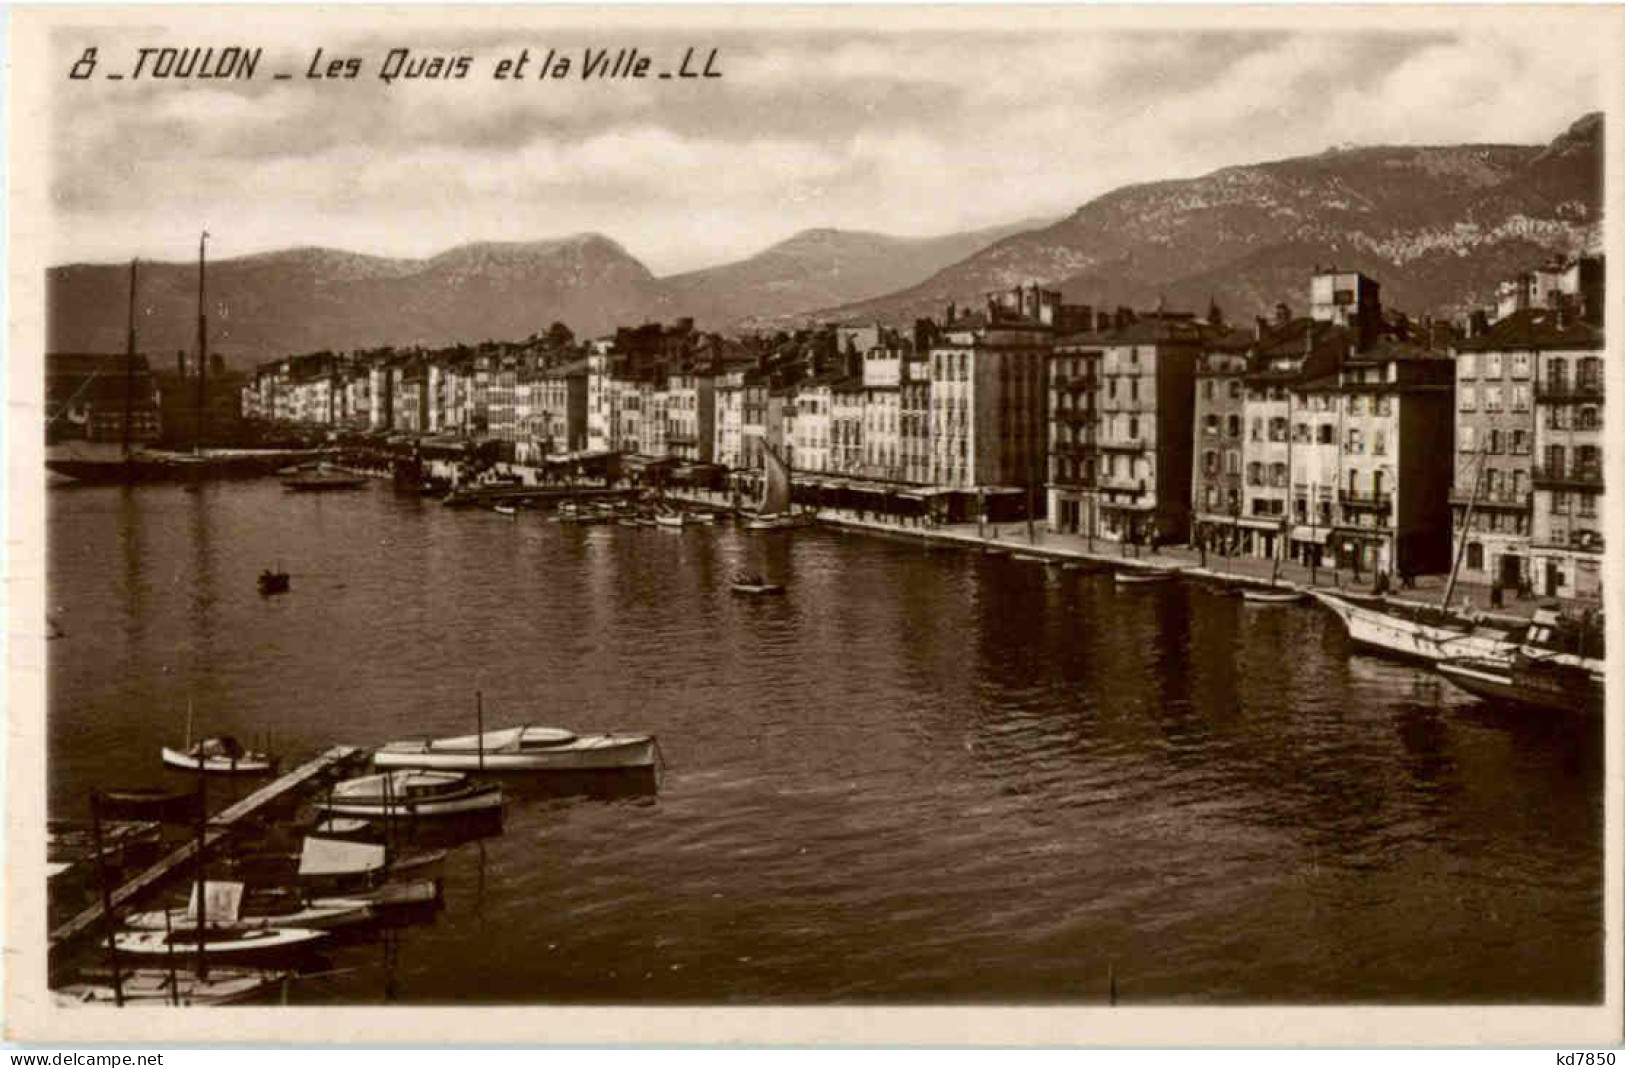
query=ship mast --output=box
[194,231,209,451]
[122,259,138,459]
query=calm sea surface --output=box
[48,480,1603,1003]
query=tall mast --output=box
[195,231,209,450]
[123,259,138,458]
[1441,448,1488,610]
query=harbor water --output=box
[48,481,1603,1003]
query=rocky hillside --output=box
[658,221,1048,330]
[821,113,1602,326]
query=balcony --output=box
[1448,487,1532,509]
[1098,440,1147,453]
[1052,375,1098,393]
[1098,476,1147,495]
[1054,408,1093,425]
[1536,378,1604,401]
[1338,489,1393,510]
[1532,465,1603,489]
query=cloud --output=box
[44,21,1607,275]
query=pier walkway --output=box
[49,745,366,961]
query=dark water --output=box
[48,481,1603,1003]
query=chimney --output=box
[946,301,956,325]
[1469,310,1489,338]
[1274,302,1291,327]
[1254,316,1269,342]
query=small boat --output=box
[731,576,785,596]
[744,445,815,531]
[375,725,657,772]
[282,468,368,492]
[114,927,328,964]
[258,569,291,595]
[654,512,689,529]
[162,735,277,775]
[316,770,502,819]
[54,967,287,1007]
[1241,587,1305,604]
[125,881,373,933]
[309,816,385,843]
[1114,569,1178,586]
[492,504,518,517]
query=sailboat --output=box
[46,239,317,485]
[161,701,277,774]
[744,444,815,531]
[1310,452,1519,662]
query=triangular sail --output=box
[759,445,791,516]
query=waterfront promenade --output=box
[666,487,1562,623]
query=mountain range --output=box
[812,112,1602,328]
[47,113,1600,368]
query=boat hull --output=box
[54,968,286,1007]
[1310,591,1516,663]
[317,788,502,819]
[114,928,328,964]
[730,583,785,596]
[125,902,372,933]
[1114,571,1178,586]
[161,747,276,775]
[374,734,656,772]
[745,512,815,532]
[1241,589,1305,604]
[1438,658,1604,714]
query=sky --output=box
[42,9,1606,277]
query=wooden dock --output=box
[49,745,365,960]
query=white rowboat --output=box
[114,927,328,963]
[316,770,502,818]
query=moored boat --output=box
[374,726,656,772]
[162,735,277,775]
[1241,586,1305,604]
[493,504,518,517]
[316,770,502,819]
[125,881,373,933]
[744,445,815,531]
[1309,590,1518,663]
[54,967,287,1007]
[1437,653,1604,715]
[114,927,328,964]
[1114,569,1178,586]
[258,568,291,595]
[654,512,689,529]
[282,467,369,492]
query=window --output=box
[1458,353,1476,379]
[1578,406,1599,430]
[1460,425,1476,452]
[1203,450,1219,475]
[1129,417,1140,440]
[1547,357,1568,390]
[1484,386,1503,412]
[1247,462,1263,487]
[1204,415,1219,436]
[1228,381,1242,400]
[1345,428,1363,453]
[1204,381,1215,400]
[1487,429,1501,454]
[1227,450,1241,475]
[1227,415,1241,438]
[1546,444,1566,476]
[1511,385,1530,412]
[1459,386,1477,412]
[1578,492,1597,517]
[1251,418,1262,442]
[1318,424,1334,445]
[1374,430,1387,456]
[1467,542,1483,571]
[1552,490,1569,515]
[1485,353,1503,378]
[1511,352,1531,379]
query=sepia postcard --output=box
[5,3,1623,1047]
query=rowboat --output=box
[1114,569,1178,586]
[1241,587,1305,604]
[731,576,785,596]
[162,736,277,775]
[114,927,328,964]
[493,504,518,517]
[654,512,689,529]
[316,770,503,819]
[282,468,368,492]
[54,968,287,1007]
[258,569,291,595]
[374,725,657,772]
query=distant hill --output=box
[47,235,663,367]
[658,221,1050,330]
[817,113,1603,327]
[47,221,1044,367]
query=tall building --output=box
[1046,331,1103,535]
[1188,329,1253,548]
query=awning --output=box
[1290,527,1334,544]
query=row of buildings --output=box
[236,255,1605,603]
